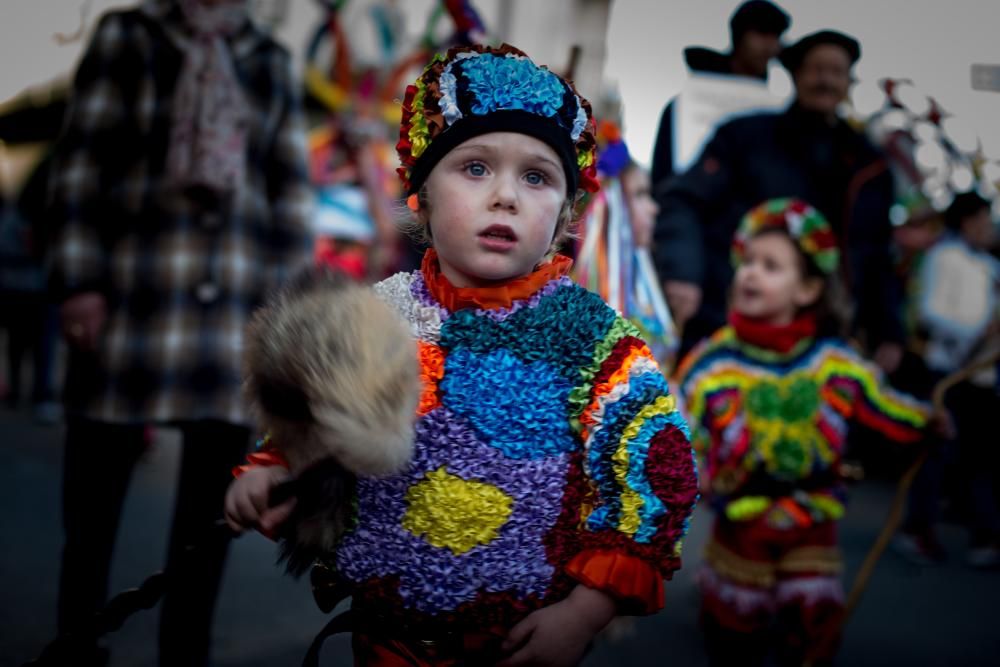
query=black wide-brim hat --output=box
[779,30,861,72]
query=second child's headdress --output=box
[732,198,840,274]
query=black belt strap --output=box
[302,609,355,667]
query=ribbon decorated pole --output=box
[574,177,678,367]
[304,0,492,280]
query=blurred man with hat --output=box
[654,27,906,374]
[779,29,861,123]
[650,0,791,189]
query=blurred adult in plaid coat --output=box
[46,0,312,663]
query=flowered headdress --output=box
[732,198,840,275]
[396,43,599,195]
[595,119,632,179]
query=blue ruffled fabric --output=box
[440,284,617,383]
[460,53,567,120]
[440,348,576,460]
[585,372,670,532]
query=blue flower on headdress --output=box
[458,53,569,125]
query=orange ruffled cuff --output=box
[565,550,664,615]
[232,449,290,478]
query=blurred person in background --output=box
[45,0,311,664]
[0,167,60,421]
[650,0,790,190]
[655,29,905,374]
[574,119,678,365]
[895,190,1000,568]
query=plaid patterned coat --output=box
[48,0,313,425]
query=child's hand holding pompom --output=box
[224,465,296,537]
[241,268,420,574]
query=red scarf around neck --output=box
[728,310,817,353]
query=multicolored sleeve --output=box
[232,434,290,478]
[673,340,717,462]
[674,336,760,492]
[818,345,931,443]
[566,313,699,613]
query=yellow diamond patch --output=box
[402,467,513,555]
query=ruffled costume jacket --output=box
[676,314,930,529]
[310,250,698,633]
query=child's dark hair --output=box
[791,231,851,338]
[944,190,990,231]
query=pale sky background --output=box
[2,1,998,177]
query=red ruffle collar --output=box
[728,310,817,353]
[420,248,573,311]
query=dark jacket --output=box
[649,47,758,189]
[654,104,903,351]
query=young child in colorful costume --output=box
[675,198,932,667]
[225,43,698,666]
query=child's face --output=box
[732,231,822,325]
[621,167,659,248]
[422,132,567,287]
[961,207,996,251]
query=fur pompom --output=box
[243,269,420,575]
[244,269,420,477]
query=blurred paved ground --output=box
[2,404,997,666]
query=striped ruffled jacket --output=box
[676,327,930,527]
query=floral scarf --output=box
[163,0,250,197]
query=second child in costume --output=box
[226,43,698,666]
[573,120,677,366]
[675,198,932,667]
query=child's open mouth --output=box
[478,225,518,249]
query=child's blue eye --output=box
[525,171,547,185]
[465,162,486,176]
